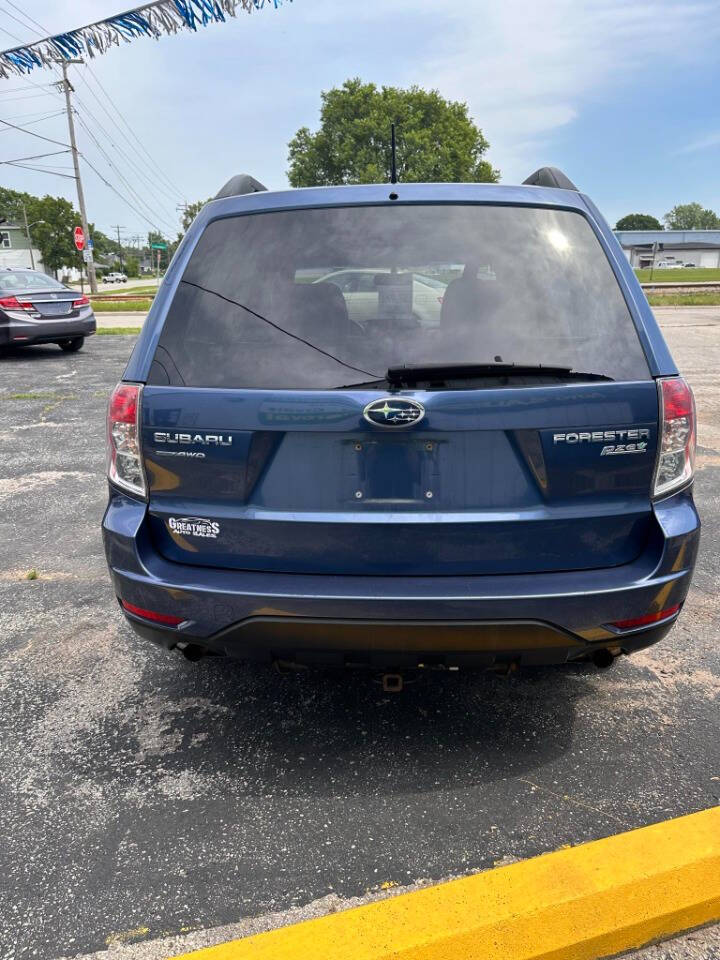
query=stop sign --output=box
[73,226,85,251]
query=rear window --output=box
[150,204,650,389]
[0,270,66,293]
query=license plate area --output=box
[343,436,440,503]
[37,301,72,317]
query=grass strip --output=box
[647,293,720,306]
[636,267,720,283]
[96,327,142,335]
[92,299,152,312]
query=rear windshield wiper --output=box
[385,362,614,386]
[334,378,390,390]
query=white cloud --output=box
[415,0,720,180]
[675,131,720,155]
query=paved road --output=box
[68,278,161,294]
[0,309,718,960]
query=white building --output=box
[614,229,720,269]
[0,223,44,272]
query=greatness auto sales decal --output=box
[168,517,220,539]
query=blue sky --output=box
[1,0,720,241]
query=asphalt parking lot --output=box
[1,312,719,960]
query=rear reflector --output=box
[107,382,146,497]
[610,604,680,630]
[121,600,184,626]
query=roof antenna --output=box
[390,123,398,184]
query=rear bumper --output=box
[102,487,700,666]
[0,314,96,345]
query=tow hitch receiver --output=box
[382,673,404,693]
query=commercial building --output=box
[614,229,720,269]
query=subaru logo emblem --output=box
[363,397,425,428]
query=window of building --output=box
[0,232,11,249]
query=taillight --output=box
[610,604,681,630]
[653,378,696,498]
[107,383,146,497]
[73,296,90,308]
[0,296,32,310]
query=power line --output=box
[72,91,182,214]
[0,109,65,126]
[0,2,45,37]
[0,116,70,147]
[81,154,173,238]
[4,161,75,179]
[82,62,186,201]
[0,83,55,94]
[0,20,24,44]
[73,110,178,234]
[0,148,71,163]
[0,91,58,102]
[3,0,45,33]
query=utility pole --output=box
[21,202,35,270]
[112,224,125,271]
[59,59,98,293]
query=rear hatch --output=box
[140,201,659,576]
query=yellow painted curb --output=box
[171,806,720,960]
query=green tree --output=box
[0,187,78,275]
[89,227,113,261]
[181,198,212,232]
[615,213,663,230]
[287,79,499,187]
[125,255,139,277]
[663,203,720,230]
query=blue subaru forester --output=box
[102,168,699,672]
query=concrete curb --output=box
[170,806,720,960]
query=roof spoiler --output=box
[215,174,268,200]
[522,167,578,191]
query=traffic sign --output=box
[73,226,85,251]
[82,248,93,263]
[151,241,167,250]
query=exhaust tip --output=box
[177,642,208,662]
[592,648,616,669]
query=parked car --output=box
[0,268,95,352]
[103,169,699,674]
[315,269,446,327]
[654,261,684,269]
[105,272,128,283]
[683,262,696,268]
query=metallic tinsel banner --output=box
[0,0,288,79]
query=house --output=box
[0,223,45,272]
